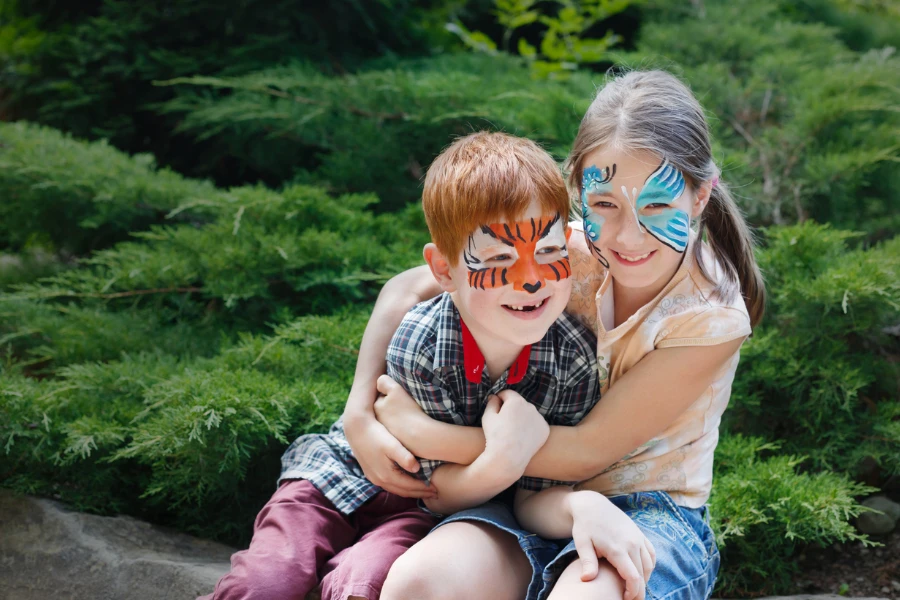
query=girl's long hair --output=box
[566,70,765,327]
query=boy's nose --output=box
[522,281,542,294]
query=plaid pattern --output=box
[280,293,599,515]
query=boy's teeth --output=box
[508,299,545,311]
[619,251,651,262]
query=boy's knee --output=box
[381,553,450,600]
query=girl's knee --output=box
[547,559,626,600]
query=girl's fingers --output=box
[606,549,643,600]
[375,374,397,395]
[572,532,600,582]
[640,544,655,582]
[385,438,420,473]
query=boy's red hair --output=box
[423,132,569,266]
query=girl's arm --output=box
[341,265,443,497]
[374,337,745,478]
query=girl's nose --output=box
[617,208,646,247]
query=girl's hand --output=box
[374,374,430,444]
[567,490,656,600]
[343,408,437,499]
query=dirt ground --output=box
[791,490,900,599]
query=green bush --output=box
[0,0,463,172]
[0,121,221,255]
[155,53,594,210]
[711,434,877,597]
[728,222,900,477]
[619,0,900,231]
[1,309,365,542]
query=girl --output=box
[341,69,765,600]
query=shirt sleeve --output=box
[385,355,460,485]
[655,305,752,348]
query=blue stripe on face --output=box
[636,161,690,253]
[581,165,611,246]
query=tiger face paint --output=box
[463,213,570,293]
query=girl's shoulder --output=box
[649,243,752,349]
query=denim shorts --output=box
[435,491,719,600]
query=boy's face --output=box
[446,198,573,347]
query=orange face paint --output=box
[463,213,571,293]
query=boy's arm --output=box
[341,265,443,497]
[423,392,550,515]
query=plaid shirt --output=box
[280,293,599,515]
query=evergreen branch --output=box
[154,76,411,121]
[20,287,204,300]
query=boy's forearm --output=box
[406,420,485,464]
[514,486,577,539]
[422,451,522,515]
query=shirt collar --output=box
[432,293,533,384]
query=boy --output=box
[200,132,599,600]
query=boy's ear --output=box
[423,243,457,293]
[565,225,573,242]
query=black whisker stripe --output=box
[561,259,571,277]
[548,263,560,280]
[501,268,508,286]
[491,268,496,288]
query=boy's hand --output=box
[567,490,656,600]
[481,390,549,473]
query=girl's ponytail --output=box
[695,181,766,328]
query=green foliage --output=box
[621,0,900,230]
[157,54,594,210]
[728,223,900,478]
[711,434,878,596]
[0,121,221,254]
[449,0,633,79]
[1,309,365,543]
[0,0,462,170]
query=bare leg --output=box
[546,558,625,600]
[380,521,533,600]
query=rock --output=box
[0,489,235,600]
[857,495,900,535]
[724,596,890,599]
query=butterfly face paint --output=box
[581,164,614,267]
[582,158,691,258]
[624,159,691,253]
[463,213,570,293]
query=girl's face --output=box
[580,147,706,293]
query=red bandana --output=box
[459,319,531,384]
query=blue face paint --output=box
[635,161,690,253]
[581,164,615,267]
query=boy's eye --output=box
[488,254,513,262]
[536,246,561,255]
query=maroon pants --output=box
[200,480,437,600]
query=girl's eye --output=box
[590,201,616,209]
[643,203,672,210]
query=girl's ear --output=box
[691,180,713,218]
[423,243,457,293]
